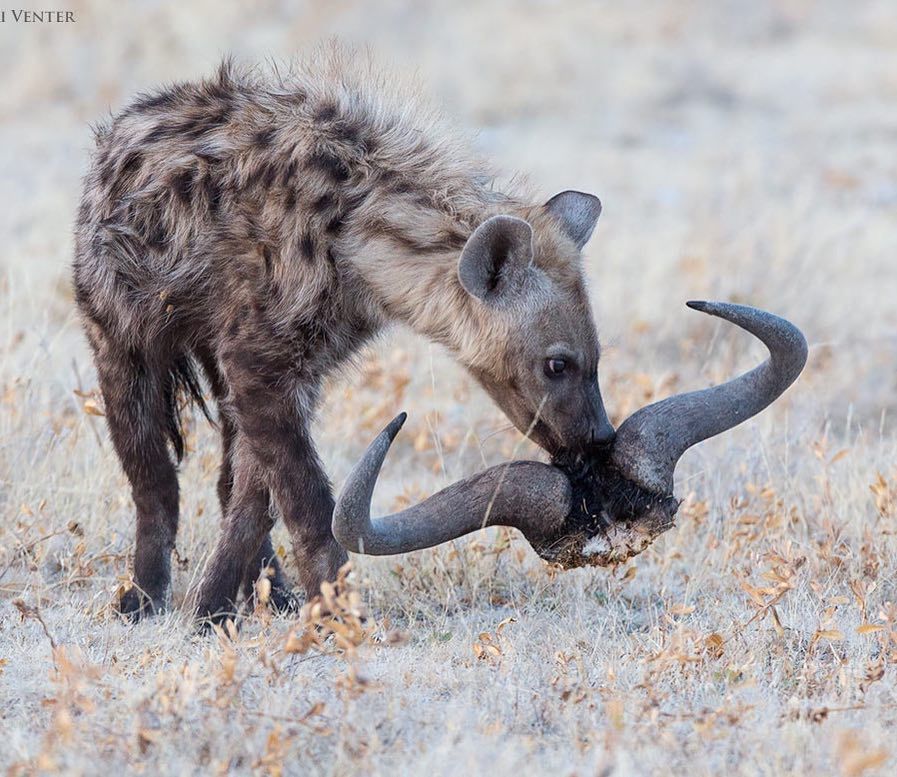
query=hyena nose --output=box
[588,394,616,447]
[590,418,616,447]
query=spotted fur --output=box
[73,47,606,623]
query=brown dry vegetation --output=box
[2,1,897,774]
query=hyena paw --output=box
[117,586,165,621]
[246,578,300,615]
[195,599,240,634]
[267,583,301,614]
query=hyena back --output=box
[73,50,612,622]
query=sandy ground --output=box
[2,1,897,774]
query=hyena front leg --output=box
[264,423,347,599]
[93,336,179,620]
[198,350,294,611]
[233,395,345,599]
[222,420,296,612]
[195,435,270,623]
[218,343,346,600]
[214,403,236,513]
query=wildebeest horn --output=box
[610,301,808,495]
[331,413,572,554]
[332,302,807,556]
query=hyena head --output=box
[458,191,613,456]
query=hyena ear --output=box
[544,190,602,249]
[458,215,534,302]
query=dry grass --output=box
[2,1,897,774]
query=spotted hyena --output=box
[73,48,613,623]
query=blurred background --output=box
[2,2,897,773]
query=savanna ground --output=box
[2,1,897,774]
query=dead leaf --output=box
[82,398,105,417]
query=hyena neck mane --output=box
[351,183,527,351]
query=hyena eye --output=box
[544,357,567,377]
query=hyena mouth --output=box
[331,302,807,568]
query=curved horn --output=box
[332,413,572,555]
[611,301,808,495]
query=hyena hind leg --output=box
[93,338,181,620]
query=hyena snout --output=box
[547,382,615,455]
[499,377,617,456]
[585,385,616,448]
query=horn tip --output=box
[686,299,711,312]
[385,412,408,440]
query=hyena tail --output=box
[164,354,213,462]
